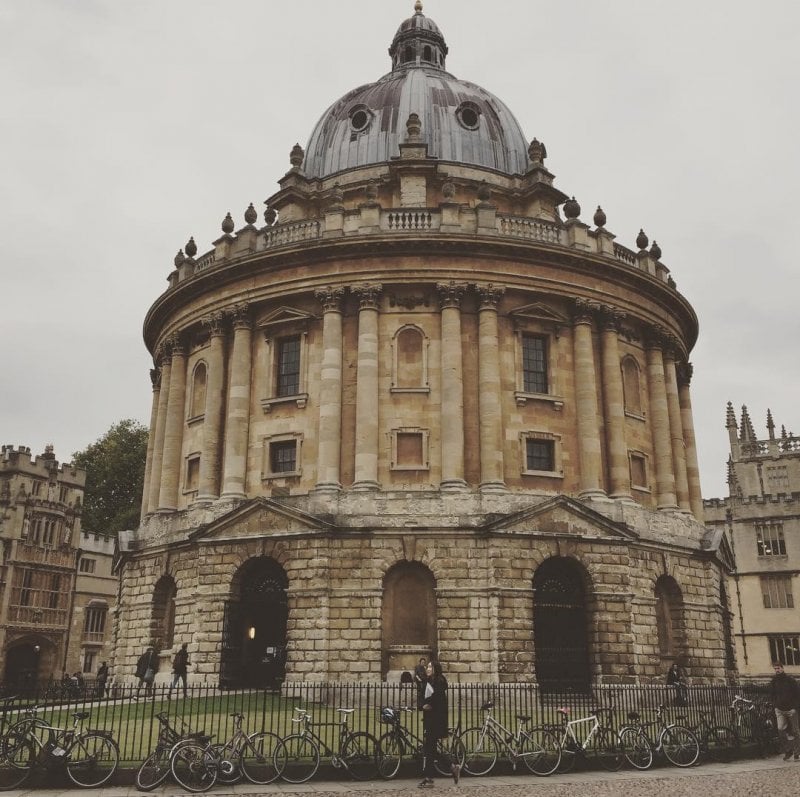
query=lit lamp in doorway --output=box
[247,627,256,640]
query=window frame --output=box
[629,450,650,493]
[510,313,565,409]
[390,324,430,394]
[258,309,314,412]
[621,354,645,419]
[756,522,787,557]
[188,360,208,422]
[761,574,795,609]
[769,635,800,666]
[183,452,201,495]
[262,433,303,480]
[390,427,430,471]
[519,431,563,478]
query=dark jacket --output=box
[422,674,449,740]
[770,672,800,711]
[666,666,685,686]
[172,648,190,675]
[135,650,157,679]
[96,664,109,682]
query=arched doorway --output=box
[220,557,288,689]
[533,557,591,692]
[381,562,437,680]
[4,639,46,693]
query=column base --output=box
[479,481,508,494]
[609,491,636,503]
[311,482,342,496]
[219,491,247,501]
[351,481,381,492]
[657,503,681,512]
[578,488,608,500]
[439,479,469,493]
[193,492,219,506]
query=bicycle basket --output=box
[380,707,397,724]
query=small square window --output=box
[270,441,297,474]
[526,439,554,472]
[78,558,96,574]
[396,433,424,468]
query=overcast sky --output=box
[1,0,797,500]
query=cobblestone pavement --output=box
[6,758,800,797]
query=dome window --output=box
[423,45,432,62]
[456,101,481,131]
[349,104,373,133]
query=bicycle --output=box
[1,710,119,789]
[552,707,624,773]
[688,709,739,763]
[730,694,779,757]
[206,711,283,785]
[274,706,380,783]
[376,706,465,779]
[618,703,700,769]
[135,711,211,791]
[458,699,561,777]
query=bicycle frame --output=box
[473,706,537,765]
[557,709,602,754]
[293,708,357,765]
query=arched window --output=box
[152,575,177,651]
[392,326,428,390]
[382,562,437,679]
[654,575,684,659]
[423,45,432,62]
[403,45,414,63]
[622,356,642,415]
[190,362,207,418]
[533,557,591,692]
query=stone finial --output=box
[740,405,755,442]
[563,196,581,220]
[365,180,378,202]
[221,212,234,234]
[650,240,662,260]
[328,184,344,208]
[174,249,185,268]
[290,143,304,169]
[636,229,649,251]
[477,181,491,203]
[593,205,606,228]
[442,180,455,199]
[528,138,547,164]
[725,401,737,430]
[244,203,258,225]
[767,408,776,440]
[414,1,423,13]
[405,112,422,140]
[264,206,278,226]
[185,237,197,258]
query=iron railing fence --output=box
[0,680,774,766]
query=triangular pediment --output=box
[509,302,569,325]
[256,306,317,330]
[189,498,335,542]
[481,495,639,540]
[701,526,736,572]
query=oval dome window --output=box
[456,102,481,131]
[349,105,372,133]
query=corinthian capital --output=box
[571,297,601,325]
[314,286,345,313]
[149,367,161,391]
[436,281,468,309]
[597,304,626,332]
[351,283,383,311]
[230,303,252,330]
[166,332,186,357]
[201,311,227,337]
[476,283,505,310]
[676,361,694,387]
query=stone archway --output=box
[220,557,288,689]
[533,557,591,692]
[381,561,437,680]
[4,636,52,693]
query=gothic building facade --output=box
[705,405,800,679]
[117,3,733,688]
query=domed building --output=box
[117,2,734,689]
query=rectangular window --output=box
[276,336,301,397]
[185,455,200,492]
[78,558,96,574]
[630,453,648,489]
[756,523,786,556]
[84,607,107,635]
[47,574,61,609]
[270,441,297,474]
[769,636,800,666]
[396,432,424,468]
[766,466,789,491]
[522,334,548,394]
[526,439,555,472]
[82,650,96,674]
[762,575,795,609]
[20,570,33,606]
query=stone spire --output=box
[739,405,755,442]
[726,401,739,457]
[725,401,737,430]
[766,408,775,440]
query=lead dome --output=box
[302,2,530,179]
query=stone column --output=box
[221,304,253,499]
[437,281,468,491]
[664,348,691,513]
[352,284,382,491]
[147,347,171,514]
[572,300,605,497]
[477,284,506,492]
[599,307,631,499]
[314,287,345,493]
[158,335,187,511]
[140,366,160,520]
[645,330,678,510]
[678,362,704,521]
[197,312,226,502]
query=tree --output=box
[72,419,148,534]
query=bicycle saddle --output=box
[515,714,531,722]
[627,711,640,721]
[481,701,494,711]
[337,708,355,714]
[72,711,90,721]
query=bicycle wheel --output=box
[210,742,242,784]
[240,731,282,785]
[557,738,578,773]
[661,725,700,767]
[276,734,319,784]
[342,731,380,781]
[377,731,402,779]
[135,747,171,791]
[704,726,739,763]
[0,737,34,790]
[170,742,218,793]
[520,727,561,776]
[619,727,653,770]
[434,733,465,776]
[459,727,498,776]
[66,733,119,788]
[592,728,624,771]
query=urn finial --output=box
[593,206,606,228]
[221,212,234,234]
[636,229,649,251]
[563,196,581,220]
[185,237,197,258]
[244,203,258,225]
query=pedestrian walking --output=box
[135,646,158,699]
[168,643,190,699]
[769,661,800,760]
[419,660,459,788]
[96,661,109,698]
[666,662,688,707]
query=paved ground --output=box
[5,757,800,797]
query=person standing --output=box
[135,646,158,699]
[96,662,109,699]
[419,660,459,788]
[414,657,427,710]
[666,662,688,707]
[769,661,800,760]
[168,643,190,700]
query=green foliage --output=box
[72,419,148,534]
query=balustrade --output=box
[7,605,68,627]
[10,541,75,569]
[497,214,561,244]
